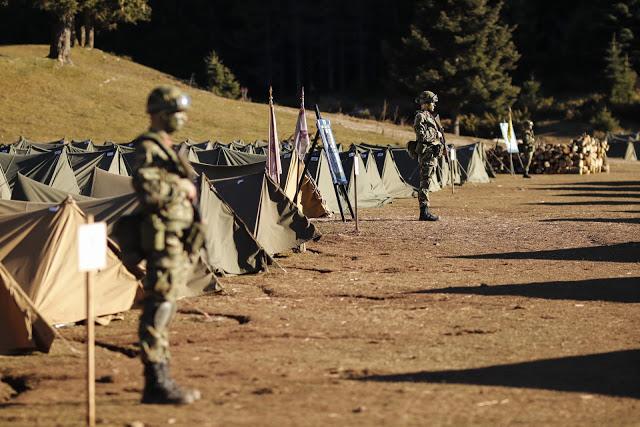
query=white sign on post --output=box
[353,154,360,176]
[499,122,519,154]
[78,222,107,272]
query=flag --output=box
[507,108,517,148]
[293,87,311,161]
[266,86,282,184]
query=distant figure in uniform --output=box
[522,120,536,178]
[414,90,444,221]
[132,85,202,405]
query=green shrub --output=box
[590,107,620,132]
[204,50,241,99]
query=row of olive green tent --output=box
[0,144,321,355]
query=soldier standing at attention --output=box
[522,120,536,178]
[132,85,201,405]
[414,90,444,221]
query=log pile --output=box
[487,134,610,175]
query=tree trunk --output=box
[454,115,460,136]
[49,13,73,64]
[88,25,94,49]
[79,25,86,48]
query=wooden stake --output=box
[86,214,95,427]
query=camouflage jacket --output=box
[131,131,194,226]
[522,129,535,149]
[414,110,441,146]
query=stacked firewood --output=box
[487,134,610,174]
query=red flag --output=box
[266,86,282,184]
[293,87,311,161]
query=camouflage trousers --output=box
[523,147,535,174]
[418,150,438,208]
[139,228,193,364]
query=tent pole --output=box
[293,129,320,202]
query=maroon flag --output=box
[293,87,311,161]
[266,86,282,184]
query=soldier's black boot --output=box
[142,362,201,405]
[419,206,439,221]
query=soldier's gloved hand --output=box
[178,178,197,202]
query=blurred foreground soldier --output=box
[522,120,535,178]
[414,90,444,221]
[132,85,202,405]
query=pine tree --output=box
[603,1,640,69]
[605,34,637,105]
[205,51,241,99]
[390,0,520,133]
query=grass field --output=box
[0,45,424,146]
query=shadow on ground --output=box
[543,181,640,187]
[353,350,640,399]
[542,217,640,225]
[529,201,640,206]
[455,242,640,263]
[409,277,640,303]
[534,186,640,193]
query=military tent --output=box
[212,172,319,255]
[0,162,10,200]
[341,149,392,208]
[199,176,272,275]
[89,167,135,198]
[194,156,329,219]
[607,137,637,161]
[389,148,442,192]
[68,148,129,193]
[368,147,415,198]
[12,173,92,202]
[0,149,80,194]
[0,198,139,324]
[196,147,266,166]
[0,262,55,355]
[456,142,491,183]
[84,169,271,276]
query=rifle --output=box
[434,114,455,195]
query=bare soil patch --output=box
[1,160,639,426]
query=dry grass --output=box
[0,45,414,146]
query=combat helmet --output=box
[147,85,191,114]
[415,90,438,105]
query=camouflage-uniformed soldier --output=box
[132,85,201,405]
[522,120,535,178]
[414,90,444,221]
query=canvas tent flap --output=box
[212,172,319,255]
[0,150,80,194]
[12,173,92,203]
[456,142,491,183]
[0,262,55,355]
[199,177,271,275]
[0,198,139,324]
[89,168,135,198]
[341,151,392,208]
[372,147,415,199]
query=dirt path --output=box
[1,160,639,426]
